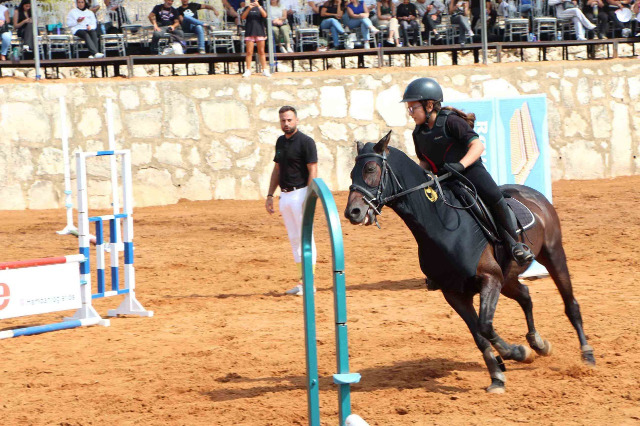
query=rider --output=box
[402,77,534,266]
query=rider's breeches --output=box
[279,187,317,265]
[462,163,504,206]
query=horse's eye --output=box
[365,164,376,173]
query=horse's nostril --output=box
[350,208,361,218]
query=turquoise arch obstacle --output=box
[301,178,361,426]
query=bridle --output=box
[348,150,454,227]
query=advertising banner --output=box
[0,263,81,319]
[450,95,551,277]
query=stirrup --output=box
[512,243,534,266]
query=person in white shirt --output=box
[549,0,596,40]
[67,0,104,58]
[270,0,294,52]
[0,2,11,61]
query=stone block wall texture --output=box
[0,60,638,210]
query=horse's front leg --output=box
[477,272,535,366]
[441,290,506,394]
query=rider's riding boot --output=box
[491,198,534,266]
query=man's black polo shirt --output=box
[273,131,318,190]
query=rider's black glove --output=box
[444,162,465,174]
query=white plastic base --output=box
[107,294,153,317]
[65,305,111,327]
[345,414,369,426]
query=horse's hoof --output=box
[519,345,535,364]
[486,378,505,394]
[534,339,552,357]
[581,344,596,366]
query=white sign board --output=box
[0,263,81,319]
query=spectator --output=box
[67,0,104,58]
[104,0,129,32]
[377,0,400,45]
[449,0,474,43]
[582,0,608,39]
[497,0,516,18]
[223,0,244,24]
[414,0,428,19]
[149,0,185,53]
[364,0,379,27]
[270,0,294,52]
[633,0,640,36]
[549,0,596,40]
[307,0,325,26]
[241,0,270,77]
[344,0,380,48]
[13,0,34,53]
[177,0,219,54]
[422,0,445,42]
[1,1,10,61]
[320,0,346,49]
[396,0,420,46]
[470,0,497,34]
[604,0,632,37]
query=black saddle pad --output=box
[506,197,535,232]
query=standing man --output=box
[266,106,318,296]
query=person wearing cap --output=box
[265,105,318,295]
[401,77,534,266]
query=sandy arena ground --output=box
[1,175,639,425]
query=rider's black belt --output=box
[281,185,306,193]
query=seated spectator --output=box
[223,0,244,25]
[396,0,420,46]
[104,0,129,32]
[13,0,34,53]
[549,0,596,40]
[604,0,633,37]
[633,0,640,36]
[422,0,445,42]
[1,1,10,60]
[320,0,345,48]
[270,0,293,52]
[377,0,399,45]
[470,0,497,34]
[364,0,379,27]
[449,0,474,43]
[149,0,185,54]
[497,0,516,18]
[308,0,325,26]
[67,0,104,58]
[582,0,608,39]
[344,0,380,48]
[177,0,219,54]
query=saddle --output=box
[449,182,535,245]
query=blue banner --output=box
[449,95,551,277]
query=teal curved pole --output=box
[301,178,361,426]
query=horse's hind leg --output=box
[537,243,595,365]
[501,275,553,357]
[442,290,506,394]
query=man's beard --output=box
[283,126,296,135]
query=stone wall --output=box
[1,59,639,210]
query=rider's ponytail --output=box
[441,106,476,128]
[418,101,476,128]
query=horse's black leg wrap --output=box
[483,347,506,393]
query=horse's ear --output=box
[373,130,392,154]
[356,141,364,154]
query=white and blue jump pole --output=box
[67,149,153,322]
[301,178,368,426]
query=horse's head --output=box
[344,131,393,226]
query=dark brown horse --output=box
[344,132,594,393]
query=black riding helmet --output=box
[401,78,444,103]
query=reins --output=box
[349,150,480,216]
